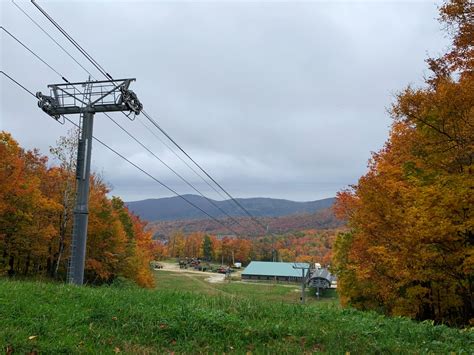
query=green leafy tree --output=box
[202,234,213,261]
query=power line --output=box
[1,72,240,235]
[29,0,267,232]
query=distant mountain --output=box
[126,195,336,222]
[148,207,345,238]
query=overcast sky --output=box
[1,0,448,202]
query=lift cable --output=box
[30,0,111,80]
[1,71,240,235]
[29,0,267,232]
[104,112,248,230]
[142,109,268,231]
[136,118,230,202]
[3,28,244,233]
[11,0,231,206]
[1,71,36,98]
[1,26,68,83]
[11,0,95,80]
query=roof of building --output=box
[242,261,310,278]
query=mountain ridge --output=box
[126,195,336,222]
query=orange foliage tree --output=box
[333,0,473,326]
[0,131,156,287]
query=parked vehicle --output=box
[217,266,228,274]
[152,262,163,270]
[217,266,234,274]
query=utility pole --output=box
[36,78,142,285]
[293,263,310,304]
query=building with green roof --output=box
[242,261,309,282]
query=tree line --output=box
[0,128,337,287]
[158,228,337,266]
[0,131,157,287]
[333,0,473,326]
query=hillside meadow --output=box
[1,274,472,354]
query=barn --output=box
[241,261,309,282]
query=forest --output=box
[0,128,337,286]
[158,228,339,266]
[0,131,157,287]
[333,0,473,326]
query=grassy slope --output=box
[0,277,473,354]
[154,270,325,303]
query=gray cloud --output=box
[1,0,448,202]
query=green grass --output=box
[1,278,472,354]
[154,270,324,303]
[154,270,337,304]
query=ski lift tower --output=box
[36,78,142,285]
[293,262,311,304]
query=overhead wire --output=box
[11,0,229,204]
[67,118,240,235]
[30,0,111,80]
[104,112,247,229]
[3,13,244,234]
[1,26,69,83]
[141,109,268,231]
[136,117,230,202]
[18,0,229,204]
[11,0,95,80]
[1,70,36,97]
[28,0,268,233]
[1,71,239,235]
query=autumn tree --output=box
[184,232,204,258]
[0,131,155,287]
[168,231,185,258]
[202,234,213,261]
[333,0,473,326]
[0,132,60,276]
[48,128,78,278]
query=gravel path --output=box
[157,261,226,283]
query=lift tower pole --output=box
[36,78,142,285]
[293,263,310,304]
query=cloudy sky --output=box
[1,0,448,202]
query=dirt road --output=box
[157,261,226,283]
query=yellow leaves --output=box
[334,22,473,324]
[28,335,37,340]
[1,131,157,288]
